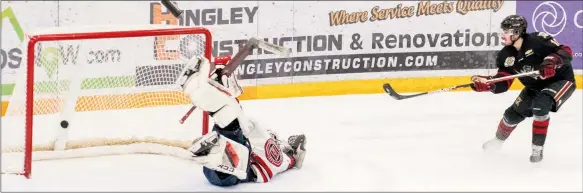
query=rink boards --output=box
[2,1,582,116]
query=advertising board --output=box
[1,1,581,116]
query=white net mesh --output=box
[1,25,212,177]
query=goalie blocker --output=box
[176,55,307,186]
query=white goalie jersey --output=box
[178,54,305,184]
[243,119,296,182]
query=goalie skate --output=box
[188,131,220,156]
[287,135,307,169]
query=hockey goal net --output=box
[1,25,213,178]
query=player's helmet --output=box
[501,15,527,36]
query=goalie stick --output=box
[160,0,292,124]
[383,71,540,100]
[220,37,292,76]
[179,38,291,124]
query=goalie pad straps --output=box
[189,131,250,180]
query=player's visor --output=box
[500,29,518,36]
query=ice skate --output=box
[482,137,505,151]
[188,131,220,156]
[287,134,307,169]
[530,145,544,163]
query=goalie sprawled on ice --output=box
[176,55,307,186]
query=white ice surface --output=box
[2,90,582,191]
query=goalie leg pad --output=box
[177,55,242,128]
[190,87,242,128]
[189,131,251,181]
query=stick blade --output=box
[221,37,292,76]
[383,83,405,100]
[252,38,292,57]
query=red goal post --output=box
[1,25,213,179]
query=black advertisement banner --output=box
[235,50,499,79]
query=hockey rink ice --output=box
[2,90,582,191]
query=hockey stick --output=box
[159,0,200,124]
[161,0,292,123]
[178,38,291,124]
[383,71,540,100]
[161,0,183,18]
[160,0,291,73]
[179,105,197,124]
[221,38,292,76]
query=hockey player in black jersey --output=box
[470,15,576,163]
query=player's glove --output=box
[539,54,563,79]
[470,75,494,92]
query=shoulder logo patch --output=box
[504,57,515,67]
